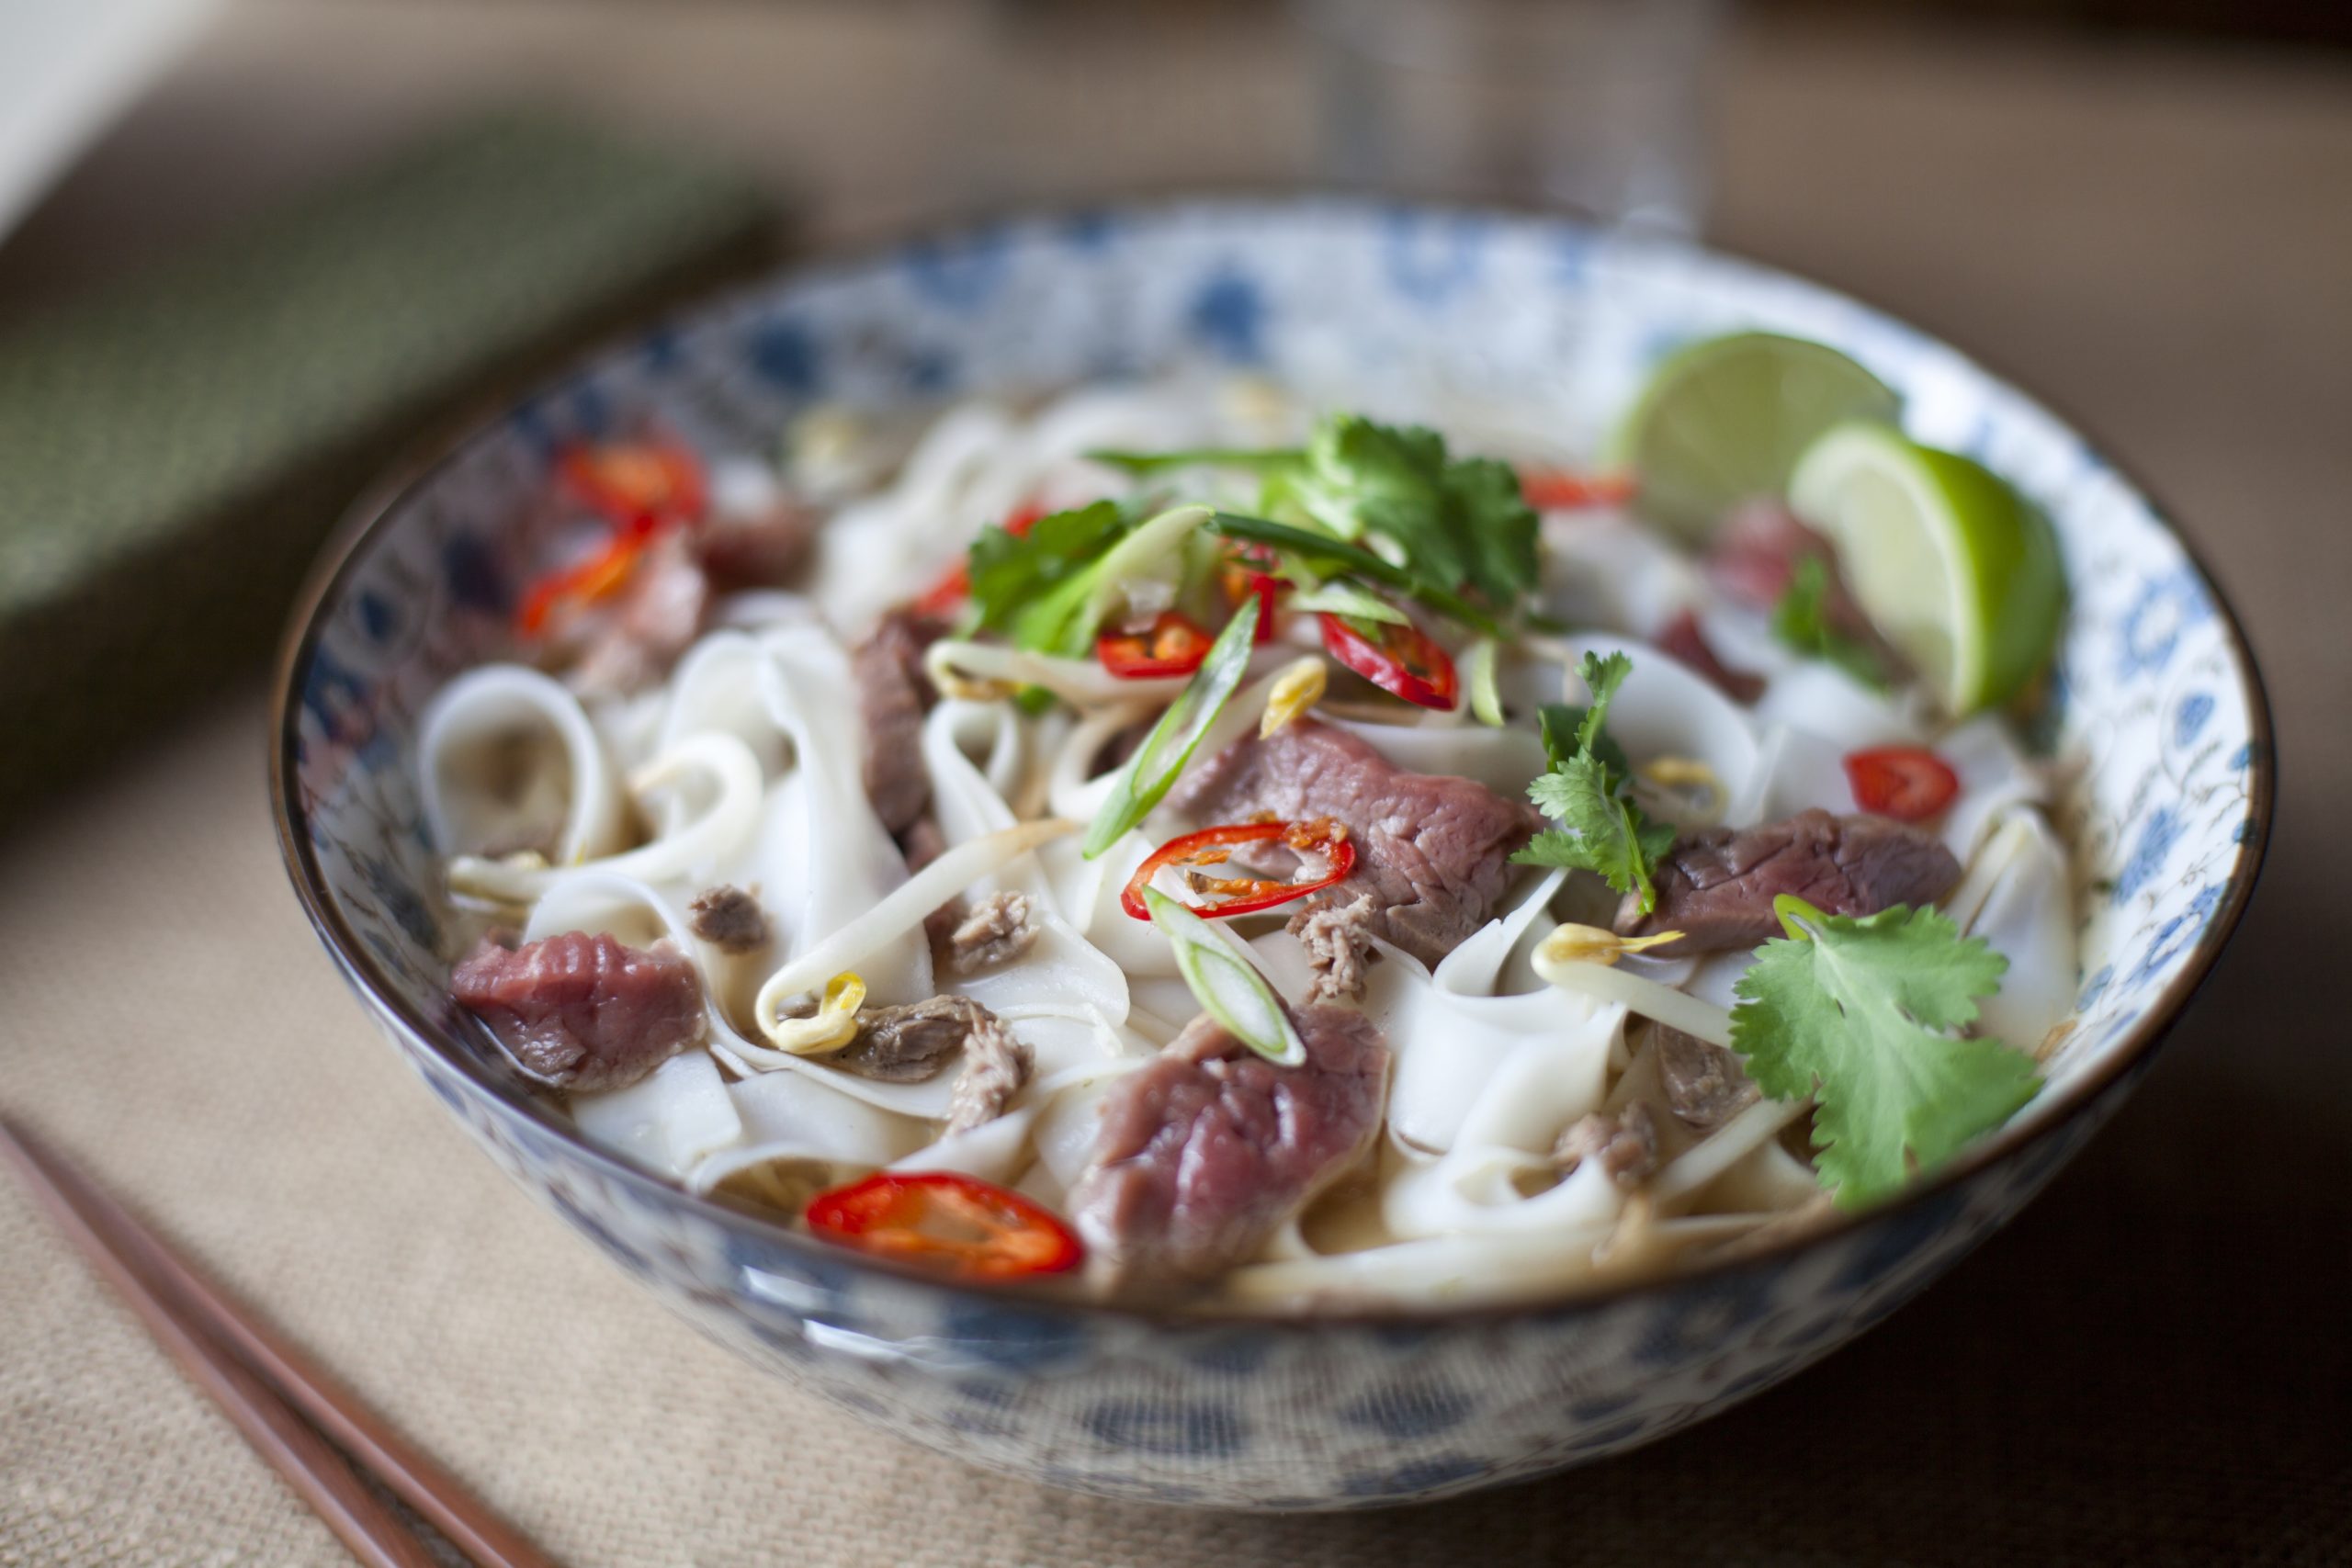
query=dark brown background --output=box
[1,2,2346,1562]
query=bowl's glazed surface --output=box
[273,199,2268,1507]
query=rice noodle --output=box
[420,378,2079,1313]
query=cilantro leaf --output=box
[1511,651,1675,910]
[1771,556,1889,691]
[1289,414,1540,609]
[967,499,1129,654]
[1517,752,1680,908]
[1731,897,2040,1210]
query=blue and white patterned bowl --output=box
[270,198,2271,1509]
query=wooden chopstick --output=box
[0,1114,560,1568]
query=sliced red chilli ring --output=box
[1120,818,1356,921]
[1319,613,1460,711]
[803,1171,1083,1281]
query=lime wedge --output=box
[1609,332,1901,542]
[1788,421,2064,715]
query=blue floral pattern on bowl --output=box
[271,198,2270,1509]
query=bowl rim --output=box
[269,193,2275,1329]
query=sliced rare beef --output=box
[1653,1025,1758,1132]
[1617,807,1962,954]
[1069,1004,1390,1285]
[686,885,770,954]
[1657,607,1765,704]
[694,497,818,589]
[851,607,948,835]
[451,931,705,1092]
[1705,501,1904,674]
[1169,720,1544,968]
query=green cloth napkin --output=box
[0,113,775,819]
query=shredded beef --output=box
[833,996,981,1083]
[686,885,770,954]
[831,995,1033,1131]
[946,891,1039,974]
[451,931,704,1092]
[1069,1005,1390,1285]
[944,1010,1032,1134]
[852,607,947,835]
[1293,893,1378,1002]
[1655,1024,1758,1132]
[1169,720,1543,968]
[1553,1103,1659,1187]
[1618,808,1962,954]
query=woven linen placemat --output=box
[0,686,2343,1568]
[0,114,772,821]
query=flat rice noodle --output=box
[1538,514,1702,637]
[1370,931,1623,1156]
[571,1049,743,1180]
[1380,1142,1627,1244]
[419,664,628,865]
[1946,808,2078,1061]
[809,401,1023,632]
[1749,661,1930,753]
[1937,714,2051,864]
[691,1066,932,1190]
[754,624,933,1005]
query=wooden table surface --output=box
[2,3,2345,1562]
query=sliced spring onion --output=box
[1080,595,1261,859]
[1532,926,1736,1047]
[1207,513,1502,636]
[1141,886,1306,1066]
[1462,637,1505,728]
[1283,581,1410,625]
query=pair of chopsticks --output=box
[0,1114,560,1568]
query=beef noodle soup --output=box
[422,342,2075,1310]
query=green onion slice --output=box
[1463,637,1505,728]
[1080,593,1261,859]
[1141,886,1307,1066]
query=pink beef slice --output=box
[1616,807,1962,955]
[1168,719,1544,967]
[451,931,706,1092]
[851,606,948,836]
[1069,1005,1390,1285]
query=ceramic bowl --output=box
[271,198,2270,1509]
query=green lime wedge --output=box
[1787,420,2064,716]
[1609,332,1901,542]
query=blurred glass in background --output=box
[1298,0,1726,233]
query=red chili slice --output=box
[1120,818,1357,921]
[1519,468,1636,511]
[1220,552,1287,643]
[1844,746,1961,821]
[514,532,648,636]
[558,442,707,536]
[1098,610,1216,679]
[1318,614,1460,711]
[914,501,1045,617]
[804,1171,1083,1281]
